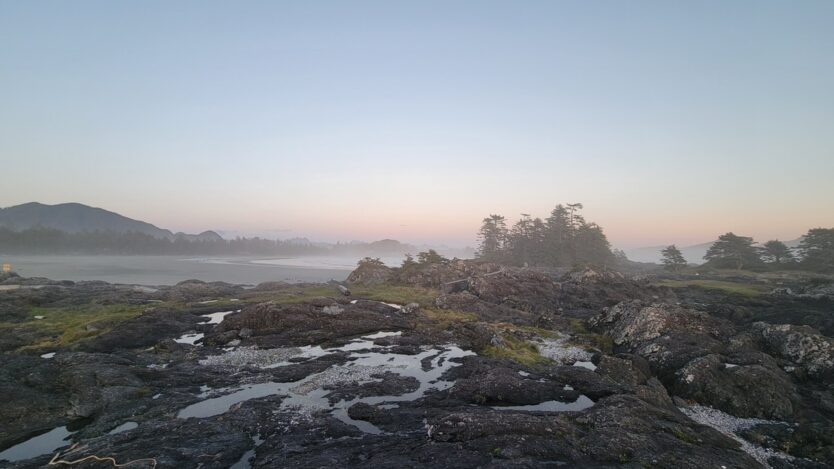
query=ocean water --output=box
[0,255,399,286]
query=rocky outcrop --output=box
[587,301,809,421]
[467,269,561,314]
[210,301,410,348]
[397,260,501,288]
[671,354,797,419]
[752,322,834,378]
[56,353,145,419]
[427,394,759,468]
[556,268,676,319]
[0,356,69,450]
[589,301,734,377]
[4,271,834,467]
[345,262,394,285]
[161,279,242,302]
[79,309,205,352]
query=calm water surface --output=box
[0,255,394,285]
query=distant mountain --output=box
[173,231,224,242]
[0,202,203,239]
[625,238,802,264]
[0,202,470,257]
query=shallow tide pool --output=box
[0,426,73,463]
[178,333,475,434]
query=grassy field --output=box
[653,279,770,297]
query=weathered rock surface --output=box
[590,301,735,378]
[345,262,395,285]
[752,322,834,378]
[671,354,797,419]
[3,267,834,468]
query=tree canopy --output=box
[476,204,615,267]
[759,240,794,265]
[797,228,834,272]
[660,245,687,271]
[703,232,762,270]
[476,215,508,261]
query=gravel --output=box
[680,405,793,468]
[199,346,305,368]
[536,335,593,365]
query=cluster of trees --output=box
[0,227,324,256]
[660,228,834,273]
[476,203,615,267]
[357,249,450,270]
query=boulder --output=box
[671,354,797,419]
[467,269,561,314]
[557,269,676,319]
[590,301,735,378]
[345,262,394,285]
[752,322,834,378]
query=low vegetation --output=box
[419,308,477,330]
[563,319,613,353]
[9,303,146,351]
[654,279,769,297]
[483,334,549,367]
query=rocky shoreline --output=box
[1,263,832,468]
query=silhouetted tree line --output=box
[0,227,332,256]
[661,228,834,273]
[476,203,615,267]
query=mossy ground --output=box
[6,303,146,351]
[0,284,441,352]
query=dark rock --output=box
[324,372,420,403]
[78,309,204,352]
[346,263,394,285]
[752,322,834,379]
[671,354,797,419]
[590,301,735,378]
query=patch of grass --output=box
[585,333,614,354]
[19,303,146,349]
[564,318,613,354]
[654,279,768,297]
[416,308,477,332]
[568,319,589,334]
[483,335,549,367]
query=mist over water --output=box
[1,255,398,285]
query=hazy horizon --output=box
[2,1,833,250]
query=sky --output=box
[1,1,833,249]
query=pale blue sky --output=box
[1,1,832,248]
